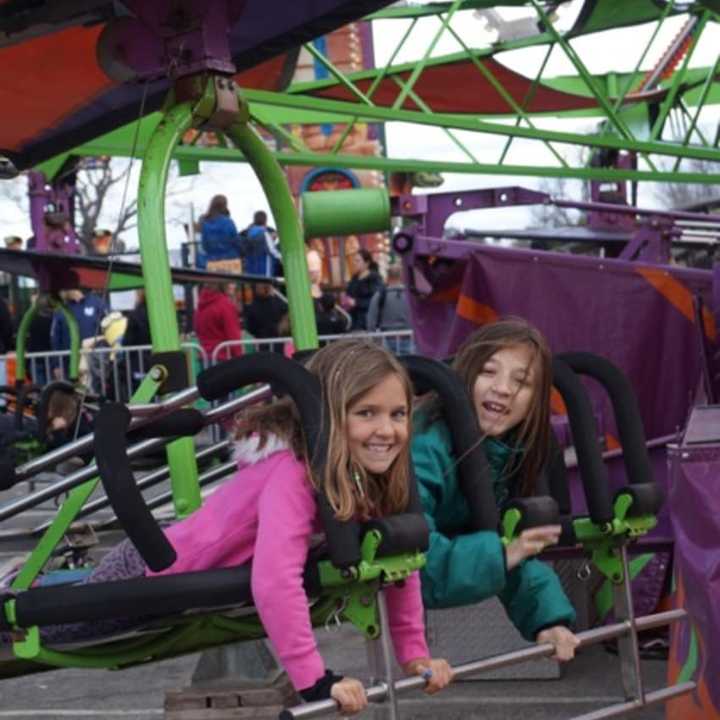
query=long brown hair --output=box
[235,339,412,520]
[422,317,552,496]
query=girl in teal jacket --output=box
[412,318,579,661]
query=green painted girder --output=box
[40,89,720,185]
[367,0,685,40]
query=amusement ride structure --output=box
[0,1,719,718]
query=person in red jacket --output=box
[193,282,243,362]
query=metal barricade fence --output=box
[3,342,209,405]
[210,329,416,365]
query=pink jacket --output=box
[148,443,429,690]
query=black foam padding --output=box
[552,358,614,525]
[363,513,430,557]
[558,352,653,487]
[0,453,18,491]
[614,482,664,517]
[558,514,578,547]
[401,355,498,531]
[128,409,205,441]
[316,494,362,571]
[148,351,190,394]
[544,429,572,515]
[93,403,177,572]
[504,496,560,534]
[13,565,253,629]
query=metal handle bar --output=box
[280,609,687,719]
[0,385,269,522]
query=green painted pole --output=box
[137,99,200,517]
[229,119,318,350]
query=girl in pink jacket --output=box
[30,340,452,714]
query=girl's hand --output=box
[505,525,561,570]
[330,677,368,716]
[537,625,580,662]
[403,657,454,695]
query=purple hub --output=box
[98,0,248,82]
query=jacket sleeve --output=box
[499,558,576,641]
[250,459,325,692]
[413,430,507,609]
[366,292,380,331]
[221,300,243,357]
[384,571,430,665]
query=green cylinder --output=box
[302,188,391,239]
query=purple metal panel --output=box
[667,429,720,714]
[404,239,713,441]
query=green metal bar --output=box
[611,0,673,110]
[250,114,310,153]
[390,75,479,163]
[10,481,99,592]
[246,88,720,164]
[138,96,201,517]
[304,43,374,106]
[528,0,636,143]
[10,373,162,592]
[392,0,463,110]
[57,303,80,382]
[274,148,720,184]
[673,69,719,170]
[650,10,711,141]
[330,17,419,154]
[446,24,567,168]
[14,303,37,382]
[498,43,553,165]
[228,118,318,350]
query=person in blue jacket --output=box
[198,194,239,266]
[412,317,580,661]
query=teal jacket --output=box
[412,418,576,641]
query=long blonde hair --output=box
[235,340,412,520]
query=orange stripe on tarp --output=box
[605,433,621,451]
[636,267,717,342]
[550,388,567,415]
[456,294,498,325]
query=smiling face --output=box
[472,343,538,438]
[345,373,409,475]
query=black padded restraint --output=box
[558,352,653,487]
[552,357,613,526]
[198,353,365,570]
[128,409,205,442]
[401,355,498,531]
[94,403,177,572]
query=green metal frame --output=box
[4,521,423,674]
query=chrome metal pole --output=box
[569,682,696,720]
[32,440,232,532]
[279,610,687,719]
[614,544,645,702]
[376,590,399,720]
[15,386,199,480]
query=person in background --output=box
[243,283,287,354]
[26,294,54,385]
[239,211,281,278]
[50,289,108,380]
[90,229,113,256]
[315,291,351,341]
[198,195,239,268]
[121,290,152,393]
[0,296,13,356]
[306,239,323,300]
[343,248,383,331]
[194,282,243,362]
[4,236,22,251]
[366,263,412,355]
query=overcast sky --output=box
[1,1,718,249]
